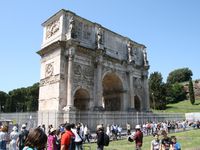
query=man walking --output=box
[61,123,75,150]
[129,125,143,150]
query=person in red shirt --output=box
[61,123,75,150]
[129,125,143,150]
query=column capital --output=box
[65,46,75,59]
[95,55,103,65]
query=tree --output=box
[26,83,39,111]
[189,79,195,105]
[149,72,167,110]
[165,83,186,103]
[167,68,193,84]
[5,97,12,112]
[0,91,9,112]
[7,83,39,112]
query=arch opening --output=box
[74,88,90,111]
[102,73,123,111]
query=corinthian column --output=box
[143,74,150,111]
[129,75,135,109]
[93,55,103,110]
[65,47,75,110]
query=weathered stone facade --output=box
[37,9,150,126]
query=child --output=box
[160,130,172,150]
[151,133,161,150]
[171,136,181,150]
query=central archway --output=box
[74,88,90,111]
[102,72,123,111]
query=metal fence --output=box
[0,111,185,131]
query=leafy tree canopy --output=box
[165,83,186,103]
[0,91,9,112]
[2,83,39,112]
[167,68,193,84]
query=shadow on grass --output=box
[194,102,200,105]
[165,106,174,109]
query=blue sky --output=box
[0,0,199,92]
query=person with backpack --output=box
[61,123,75,150]
[71,124,83,150]
[96,125,105,150]
[17,124,29,150]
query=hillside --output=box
[182,79,200,99]
[152,99,200,113]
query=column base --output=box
[128,108,137,112]
[92,106,104,111]
[62,105,76,111]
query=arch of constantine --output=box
[37,9,150,128]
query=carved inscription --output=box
[83,24,91,40]
[66,16,92,41]
[40,74,60,86]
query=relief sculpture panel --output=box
[73,63,94,90]
[46,19,60,39]
[45,62,54,77]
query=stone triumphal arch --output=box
[37,9,150,128]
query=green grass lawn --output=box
[152,99,200,113]
[84,129,200,150]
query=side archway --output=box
[74,88,90,111]
[102,72,124,111]
[134,95,141,111]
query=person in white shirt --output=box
[71,124,83,150]
[9,126,19,150]
[83,125,90,143]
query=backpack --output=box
[103,133,110,146]
[19,130,29,148]
[69,136,75,150]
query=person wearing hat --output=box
[17,124,29,150]
[9,126,19,150]
[47,128,58,150]
[129,125,143,150]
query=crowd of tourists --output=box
[0,119,199,150]
[138,120,192,136]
